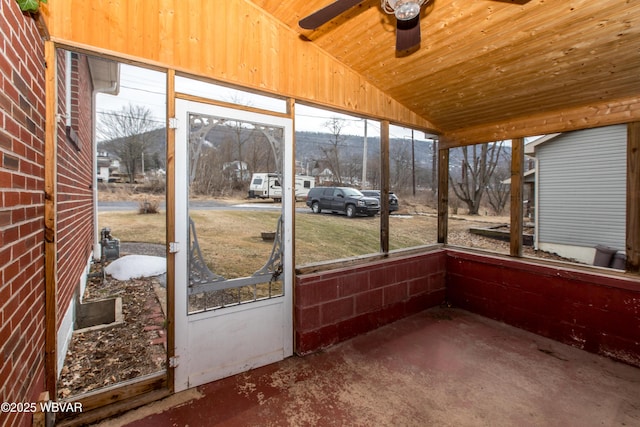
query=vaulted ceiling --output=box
[251,0,640,144]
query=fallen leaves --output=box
[57,266,166,399]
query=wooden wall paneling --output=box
[158,0,175,65]
[44,40,58,398]
[380,121,390,254]
[627,121,640,273]
[43,0,438,133]
[437,147,449,244]
[510,138,524,257]
[126,1,142,58]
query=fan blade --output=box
[299,0,365,30]
[396,15,421,52]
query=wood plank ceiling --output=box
[250,0,640,144]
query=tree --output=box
[449,141,505,215]
[228,120,255,183]
[246,134,274,173]
[319,117,347,184]
[390,139,412,193]
[98,104,162,183]
[486,153,511,215]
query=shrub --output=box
[138,199,159,214]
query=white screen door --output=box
[173,99,293,391]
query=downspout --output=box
[91,70,119,260]
[92,82,118,260]
[65,52,72,128]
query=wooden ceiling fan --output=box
[299,0,531,54]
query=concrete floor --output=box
[99,307,640,427]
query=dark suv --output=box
[305,187,380,218]
[360,190,400,213]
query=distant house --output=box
[501,167,536,218]
[97,151,121,182]
[223,160,250,181]
[316,167,334,184]
[525,125,627,264]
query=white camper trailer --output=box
[248,173,315,202]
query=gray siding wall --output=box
[537,124,626,250]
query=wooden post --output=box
[627,122,640,273]
[380,121,390,253]
[44,40,58,398]
[510,137,524,257]
[287,98,296,265]
[165,69,176,391]
[437,143,448,244]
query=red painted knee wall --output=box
[446,250,640,367]
[295,250,447,355]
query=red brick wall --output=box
[56,52,95,326]
[446,249,640,367]
[0,1,46,426]
[295,250,447,354]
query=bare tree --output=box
[319,117,347,184]
[449,141,505,215]
[228,120,255,183]
[246,134,274,173]
[486,154,511,215]
[390,139,412,193]
[98,104,162,183]
[191,146,228,195]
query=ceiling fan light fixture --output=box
[382,0,427,21]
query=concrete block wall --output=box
[446,249,640,367]
[295,250,447,355]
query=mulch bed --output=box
[57,252,167,399]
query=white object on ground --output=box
[104,255,167,281]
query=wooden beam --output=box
[287,98,296,263]
[55,372,168,426]
[380,120,390,254]
[175,92,291,119]
[44,40,58,398]
[627,122,640,273]
[437,146,448,244]
[165,69,176,391]
[440,97,640,148]
[510,138,524,257]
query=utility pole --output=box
[362,119,368,188]
[431,137,437,192]
[411,130,416,196]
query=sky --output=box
[96,64,435,142]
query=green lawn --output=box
[99,209,440,277]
